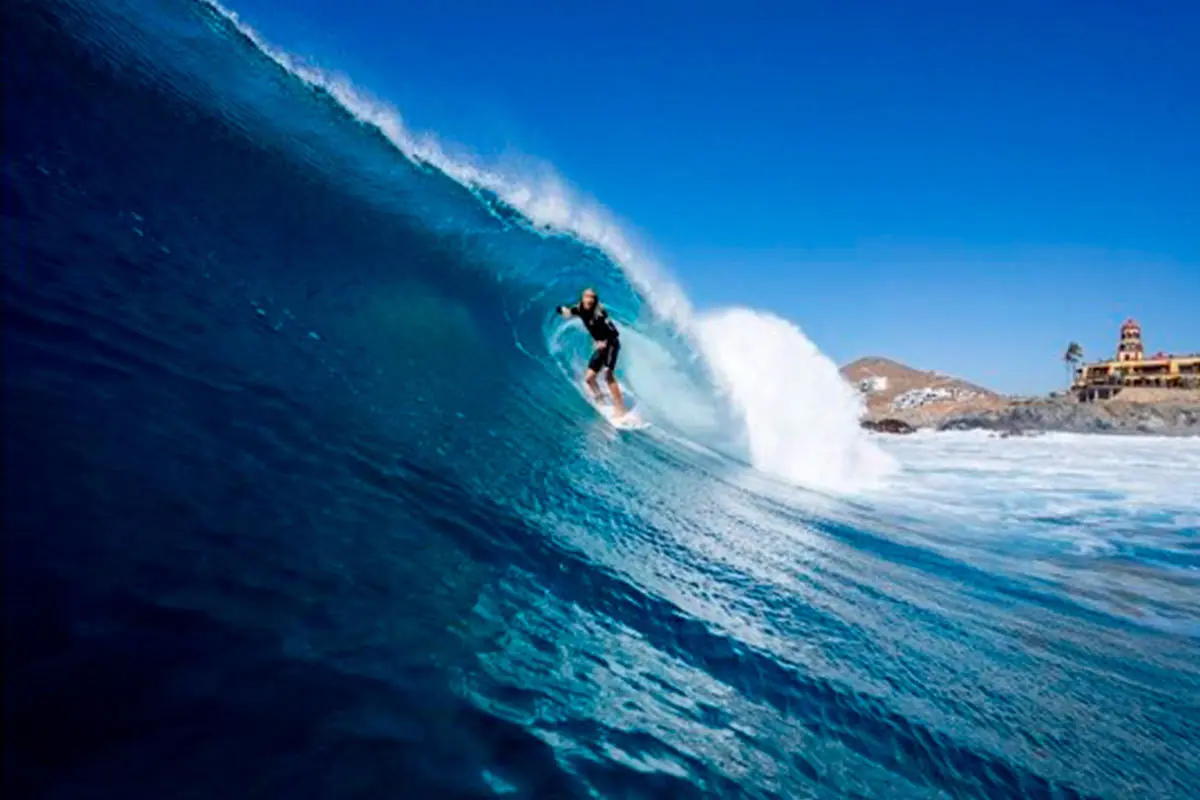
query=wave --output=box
[199,0,892,492]
[6,2,1200,798]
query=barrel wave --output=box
[4,1,1198,798]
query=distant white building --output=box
[857,376,888,394]
[892,386,979,411]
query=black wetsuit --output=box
[558,302,620,372]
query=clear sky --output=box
[222,0,1199,393]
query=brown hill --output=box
[841,357,1004,427]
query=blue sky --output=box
[224,0,1198,393]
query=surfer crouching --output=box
[557,288,626,417]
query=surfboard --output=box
[591,396,650,430]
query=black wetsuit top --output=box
[559,303,619,342]
[559,302,621,371]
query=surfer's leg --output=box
[603,339,624,414]
[584,369,603,402]
[585,347,608,402]
[605,370,625,415]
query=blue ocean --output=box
[4,1,1199,797]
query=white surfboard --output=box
[590,396,650,430]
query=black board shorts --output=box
[587,338,620,372]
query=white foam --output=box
[694,309,894,491]
[868,430,1200,525]
[201,1,892,492]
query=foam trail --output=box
[695,309,894,491]
[201,0,891,491]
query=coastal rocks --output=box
[937,400,1200,437]
[862,418,916,435]
[993,429,1043,439]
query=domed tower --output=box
[1117,318,1144,362]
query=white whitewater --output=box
[696,309,894,490]
[871,430,1200,525]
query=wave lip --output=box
[199,0,689,325]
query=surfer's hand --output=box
[595,340,607,350]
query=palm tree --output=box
[1063,341,1084,387]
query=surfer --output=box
[557,288,626,417]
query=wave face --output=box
[196,0,894,496]
[4,1,1198,798]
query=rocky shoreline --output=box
[936,399,1200,437]
[864,397,1200,437]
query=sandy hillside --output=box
[840,357,1004,425]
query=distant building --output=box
[1116,318,1144,362]
[891,386,980,411]
[856,376,888,394]
[1073,318,1200,400]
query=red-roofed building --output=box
[1117,318,1144,362]
[1073,319,1199,400]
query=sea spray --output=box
[695,308,894,490]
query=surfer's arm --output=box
[557,304,579,318]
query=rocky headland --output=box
[842,358,1200,437]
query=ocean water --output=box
[3,1,1199,798]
